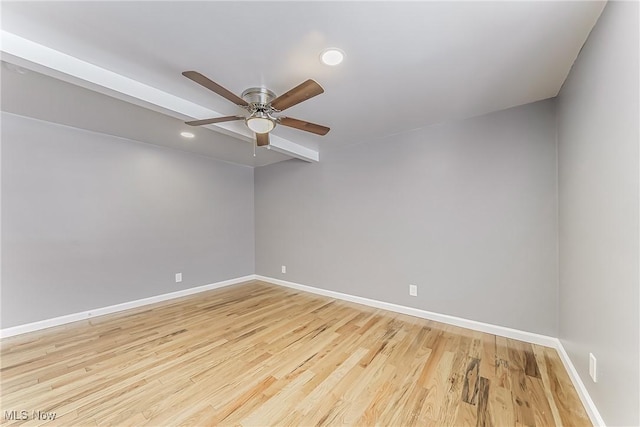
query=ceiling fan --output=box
[182,71,330,147]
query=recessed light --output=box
[180,131,195,139]
[320,48,345,66]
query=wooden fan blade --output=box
[270,80,324,111]
[256,132,270,147]
[182,71,248,106]
[279,117,330,136]
[185,116,244,126]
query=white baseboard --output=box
[555,339,606,426]
[256,275,605,426]
[1,273,604,426]
[0,275,255,338]
[255,275,558,347]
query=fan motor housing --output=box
[241,87,276,108]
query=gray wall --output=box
[1,113,255,328]
[557,1,640,425]
[256,99,559,336]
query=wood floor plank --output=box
[495,335,512,389]
[489,380,515,427]
[1,280,592,426]
[531,343,563,425]
[416,350,455,423]
[462,357,481,405]
[434,344,467,426]
[526,376,557,427]
[542,346,592,426]
[477,376,492,427]
[455,401,478,426]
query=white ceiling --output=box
[1,1,605,166]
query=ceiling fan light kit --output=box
[182,71,330,147]
[246,114,275,134]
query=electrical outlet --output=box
[175,273,182,283]
[409,284,418,296]
[281,265,286,274]
[589,353,597,382]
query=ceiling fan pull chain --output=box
[253,139,256,157]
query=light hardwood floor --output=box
[1,280,591,426]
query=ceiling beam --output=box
[0,31,319,163]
